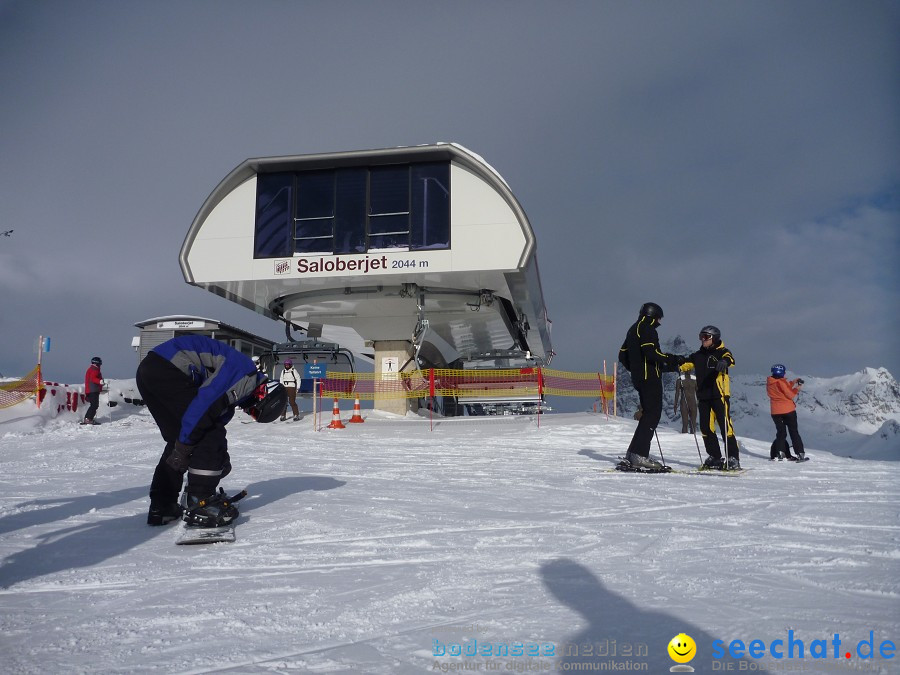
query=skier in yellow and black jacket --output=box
[618,302,684,470]
[680,325,740,470]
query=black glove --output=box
[676,355,687,366]
[715,360,729,373]
[166,441,194,473]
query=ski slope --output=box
[1,400,898,674]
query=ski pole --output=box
[689,416,703,463]
[653,429,666,467]
[721,389,730,471]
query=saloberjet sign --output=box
[272,251,453,278]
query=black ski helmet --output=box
[91,357,102,366]
[699,325,721,341]
[244,381,287,423]
[639,302,664,320]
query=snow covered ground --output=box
[1,392,898,674]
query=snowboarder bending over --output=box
[766,364,806,461]
[137,335,287,526]
[618,302,684,470]
[681,326,741,470]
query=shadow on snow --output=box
[0,475,345,588]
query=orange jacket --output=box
[766,376,801,415]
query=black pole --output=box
[689,417,703,464]
[653,429,666,467]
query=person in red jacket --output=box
[766,364,806,460]
[82,356,104,425]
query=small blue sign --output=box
[304,363,327,379]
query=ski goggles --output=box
[699,332,715,341]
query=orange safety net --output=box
[318,368,615,401]
[0,366,41,409]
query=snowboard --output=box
[176,523,235,545]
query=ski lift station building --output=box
[133,316,275,364]
[179,143,553,413]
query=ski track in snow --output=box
[0,408,898,674]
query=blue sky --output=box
[1,0,898,384]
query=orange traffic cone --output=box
[327,398,346,429]
[348,397,365,423]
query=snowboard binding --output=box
[183,488,247,527]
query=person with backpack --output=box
[279,359,301,421]
[137,335,287,527]
[681,325,741,470]
[766,364,806,461]
[618,302,685,470]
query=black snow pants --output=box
[626,379,663,459]
[136,352,231,507]
[772,411,805,456]
[84,391,100,421]
[698,396,740,460]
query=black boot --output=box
[147,502,183,526]
[702,455,724,470]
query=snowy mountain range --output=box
[615,336,900,460]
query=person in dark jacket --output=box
[137,335,287,526]
[82,357,104,425]
[681,325,740,469]
[618,302,684,470]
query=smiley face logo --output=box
[668,633,696,664]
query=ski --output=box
[602,459,748,476]
[614,460,673,474]
[691,465,748,476]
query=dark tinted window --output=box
[295,171,334,253]
[297,171,334,219]
[369,166,410,249]
[254,173,293,258]
[411,163,450,250]
[254,162,451,258]
[335,169,367,253]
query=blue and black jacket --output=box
[150,335,264,445]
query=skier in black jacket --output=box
[618,302,684,470]
[680,325,741,470]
